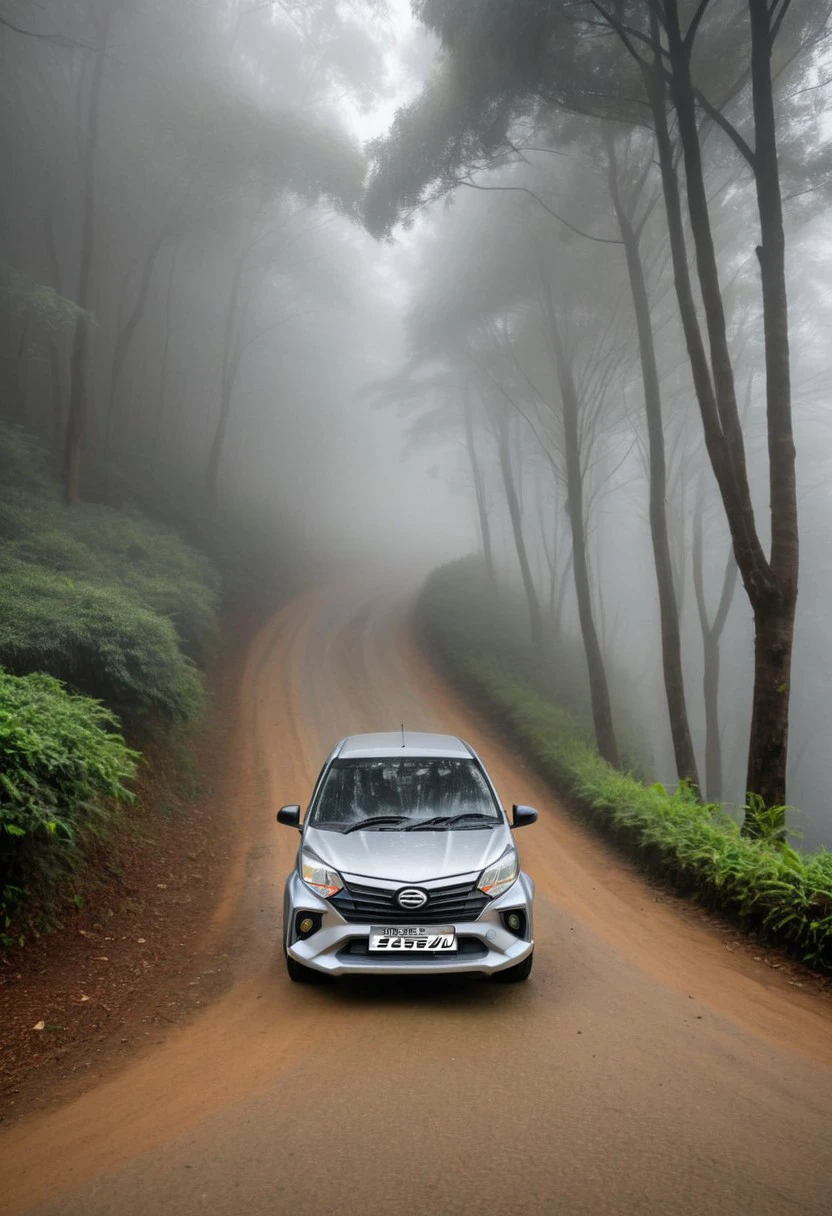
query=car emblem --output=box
[396,887,428,909]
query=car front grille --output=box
[330,879,489,924]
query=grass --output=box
[419,557,832,969]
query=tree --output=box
[64,1,119,505]
[367,0,829,820]
[365,3,699,784]
[692,478,740,801]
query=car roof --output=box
[337,731,472,760]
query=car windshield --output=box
[309,757,501,832]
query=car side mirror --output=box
[511,804,538,829]
[277,804,302,829]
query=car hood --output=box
[303,824,512,884]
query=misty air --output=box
[2,2,832,1214]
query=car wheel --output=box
[493,950,533,983]
[285,951,331,984]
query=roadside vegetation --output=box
[0,424,220,941]
[420,559,832,970]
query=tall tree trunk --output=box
[647,4,796,821]
[692,484,739,802]
[105,234,165,450]
[545,302,619,767]
[463,386,495,582]
[152,239,182,456]
[701,631,723,802]
[607,139,699,788]
[13,317,30,420]
[745,0,798,820]
[43,210,65,441]
[64,4,116,505]
[495,408,543,646]
[554,546,573,638]
[540,483,565,631]
[47,337,64,442]
[206,248,248,503]
[646,13,763,587]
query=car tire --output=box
[285,951,331,984]
[493,950,533,983]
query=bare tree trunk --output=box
[495,408,543,646]
[745,0,798,822]
[692,484,740,801]
[13,317,30,420]
[205,248,247,503]
[152,238,182,456]
[554,546,573,638]
[546,305,619,767]
[545,491,560,620]
[647,4,796,822]
[104,233,165,450]
[463,386,495,582]
[64,3,117,505]
[607,138,699,788]
[46,338,64,441]
[43,210,65,441]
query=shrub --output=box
[0,424,220,663]
[0,420,219,712]
[0,559,203,721]
[65,505,221,660]
[0,423,57,502]
[419,559,832,969]
[0,667,138,937]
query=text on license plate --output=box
[369,926,457,952]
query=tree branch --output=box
[692,86,756,168]
[771,0,794,43]
[457,180,623,245]
[587,3,653,68]
[0,14,97,48]
[684,0,714,51]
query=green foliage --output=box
[420,559,832,969]
[743,793,793,847]
[0,560,203,721]
[61,506,221,660]
[0,422,219,717]
[0,667,138,937]
[1,266,88,334]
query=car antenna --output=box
[401,723,405,749]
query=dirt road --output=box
[2,581,832,1216]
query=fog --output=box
[3,0,832,845]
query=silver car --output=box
[276,731,537,983]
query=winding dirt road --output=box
[2,580,832,1216]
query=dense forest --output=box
[3,0,832,942]
[0,0,405,935]
[366,0,832,848]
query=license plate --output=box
[369,926,457,952]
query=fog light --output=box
[501,910,527,938]
[295,911,322,940]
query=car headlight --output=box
[300,847,343,898]
[478,849,518,898]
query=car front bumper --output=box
[283,870,534,977]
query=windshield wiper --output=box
[342,815,408,834]
[404,812,498,831]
